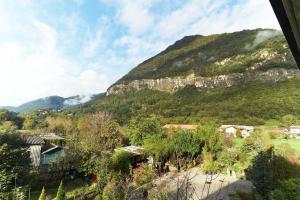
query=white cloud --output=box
[115,0,155,35]
[83,29,104,58]
[0,18,108,106]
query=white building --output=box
[219,125,254,138]
[287,126,300,139]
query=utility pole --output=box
[28,188,31,200]
[14,176,17,200]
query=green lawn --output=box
[233,138,300,155]
[272,138,300,154]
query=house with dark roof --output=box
[22,133,65,169]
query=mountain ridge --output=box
[108,29,297,94]
[2,93,106,113]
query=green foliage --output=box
[22,111,48,130]
[281,114,299,127]
[115,29,295,84]
[148,190,170,200]
[270,178,300,200]
[56,181,67,200]
[83,77,300,125]
[112,150,132,174]
[127,115,164,145]
[132,164,155,189]
[0,133,31,193]
[0,109,24,130]
[144,136,170,161]
[38,187,46,200]
[102,175,129,200]
[246,148,300,199]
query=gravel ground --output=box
[153,168,254,200]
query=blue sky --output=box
[0,0,280,106]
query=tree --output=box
[246,148,300,199]
[281,114,298,127]
[102,174,130,200]
[46,116,75,135]
[112,151,132,174]
[133,164,155,189]
[22,111,47,130]
[270,178,300,200]
[0,109,23,128]
[38,187,46,200]
[0,121,18,134]
[75,112,122,175]
[78,112,122,153]
[127,115,164,145]
[55,181,67,200]
[0,133,31,194]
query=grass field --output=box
[272,138,300,154]
[233,137,300,155]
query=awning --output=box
[270,0,300,68]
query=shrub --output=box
[133,164,156,189]
[112,150,132,174]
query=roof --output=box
[289,126,300,129]
[115,145,144,155]
[163,124,199,130]
[22,135,45,145]
[219,125,254,130]
[40,133,64,140]
[42,144,63,154]
[270,0,300,67]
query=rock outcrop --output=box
[107,68,300,95]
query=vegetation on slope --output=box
[114,29,297,85]
[83,77,300,125]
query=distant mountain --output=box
[3,93,105,113]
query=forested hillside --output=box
[82,77,300,125]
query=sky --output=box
[0,0,280,106]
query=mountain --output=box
[108,29,298,95]
[3,94,105,113]
[82,29,300,125]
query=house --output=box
[115,145,149,168]
[286,126,300,139]
[163,124,199,130]
[22,133,65,169]
[22,135,45,167]
[219,125,254,138]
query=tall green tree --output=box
[38,187,46,200]
[128,115,164,145]
[270,178,300,200]
[246,148,300,199]
[55,181,66,200]
[74,112,122,175]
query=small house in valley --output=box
[286,126,300,139]
[219,125,254,138]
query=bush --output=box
[112,151,132,174]
[270,178,300,200]
[102,176,129,200]
[133,164,156,189]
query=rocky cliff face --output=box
[107,68,300,95]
